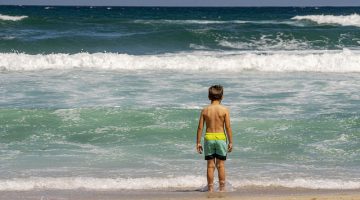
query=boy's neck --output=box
[211,100,221,105]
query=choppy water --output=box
[0,6,360,191]
[2,6,360,54]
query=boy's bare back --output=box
[196,85,233,155]
[202,104,230,134]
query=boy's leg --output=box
[216,159,226,192]
[207,159,215,192]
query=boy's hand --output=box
[196,143,203,154]
[228,143,233,152]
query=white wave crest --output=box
[0,36,16,40]
[134,19,247,24]
[0,14,28,21]
[134,19,303,26]
[218,33,312,50]
[189,43,209,50]
[0,176,359,191]
[1,50,360,72]
[292,14,360,27]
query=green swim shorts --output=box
[204,133,227,160]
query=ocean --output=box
[0,6,359,191]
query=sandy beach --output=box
[1,188,360,200]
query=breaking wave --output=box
[134,19,304,26]
[0,14,28,21]
[1,49,360,72]
[292,14,360,27]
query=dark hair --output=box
[208,85,223,101]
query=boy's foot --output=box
[208,184,214,192]
[219,181,225,192]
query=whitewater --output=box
[292,13,360,27]
[0,13,27,21]
[1,177,359,191]
[1,49,360,72]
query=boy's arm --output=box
[196,110,204,154]
[225,108,233,152]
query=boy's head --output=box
[208,85,223,101]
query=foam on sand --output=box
[0,176,205,191]
[0,176,359,191]
[1,49,360,72]
[292,14,360,27]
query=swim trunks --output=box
[204,132,227,160]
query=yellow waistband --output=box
[205,132,226,141]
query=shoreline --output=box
[1,188,360,200]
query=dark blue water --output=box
[1,6,360,54]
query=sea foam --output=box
[0,14,28,21]
[218,33,312,50]
[134,19,303,26]
[0,176,359,191]
[0,176,205,191]
[134,19,248,24]
[1,49,360,72]
[292,14,360,27]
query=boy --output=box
[196,85,233,192]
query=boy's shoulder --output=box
[201,104,229,112]
[218,105,229,113]
[219,104,229,109]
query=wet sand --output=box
[1,188,360,200]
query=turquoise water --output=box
[1,71,359,190]
[0,6,360,190]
